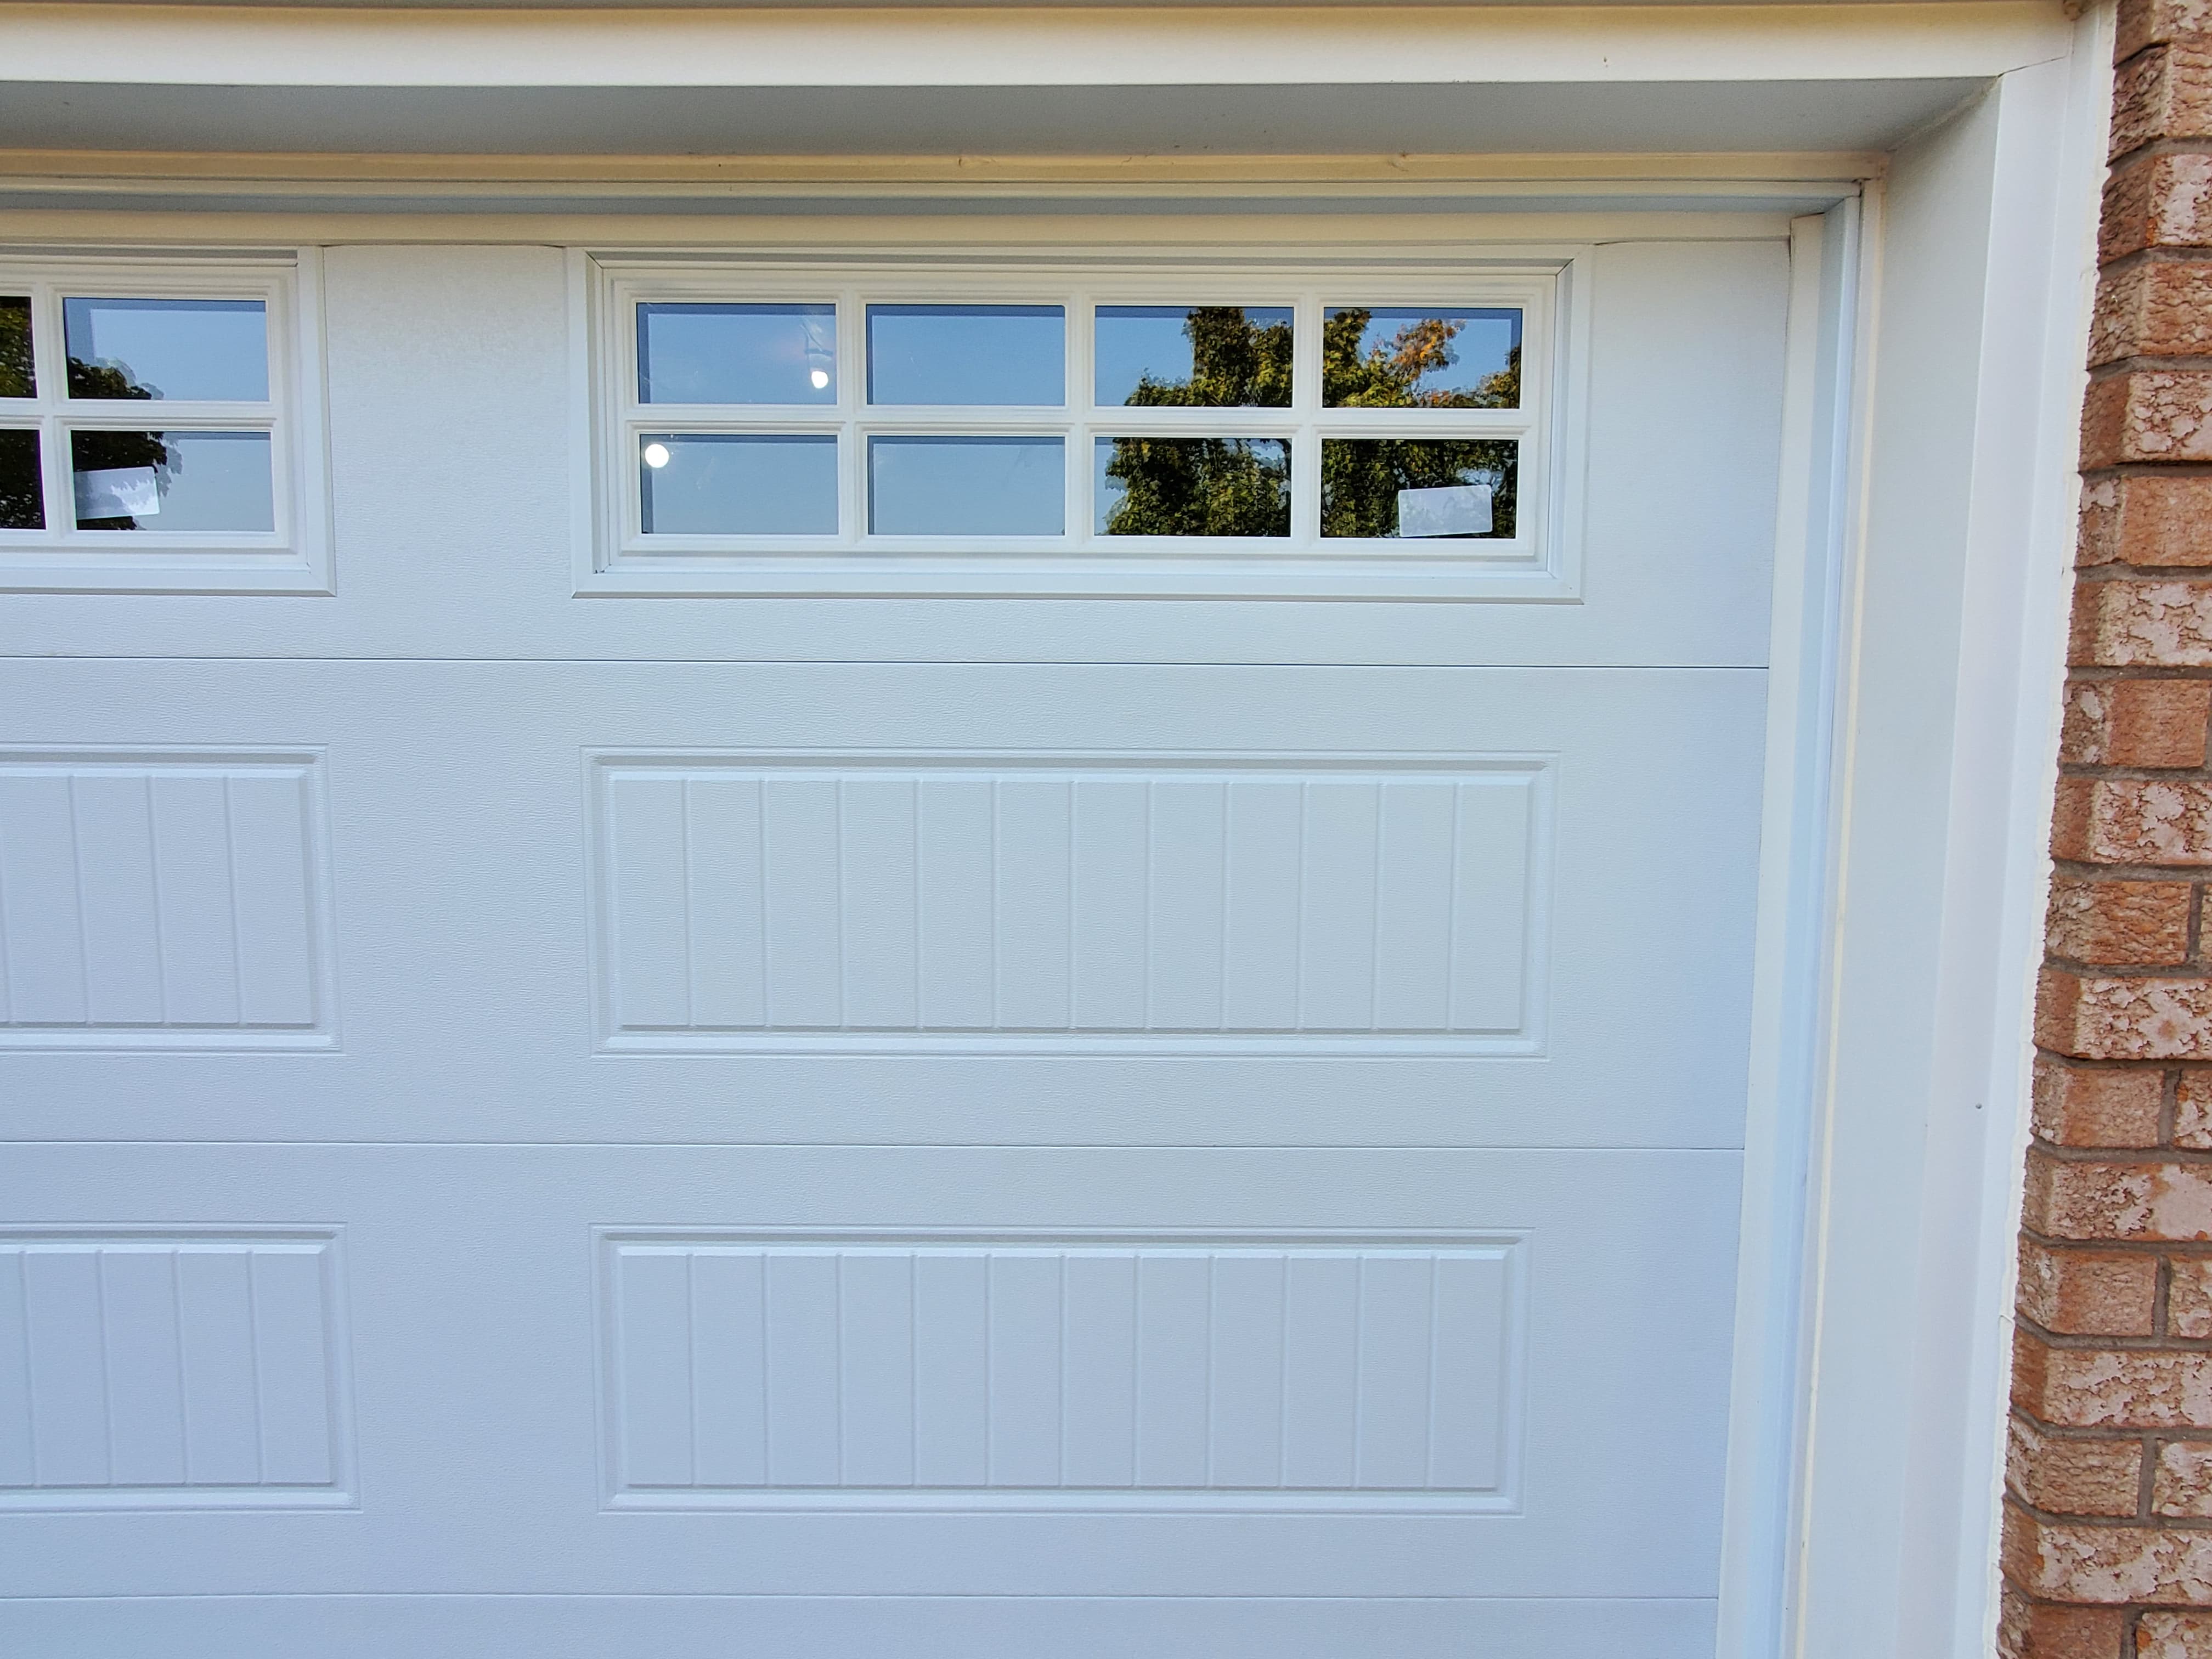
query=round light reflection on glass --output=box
[642,442,672,469]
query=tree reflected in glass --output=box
[65,358,172,530]
[1319,306,1519,539]
[1099,305,1521,539]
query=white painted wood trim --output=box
[0,3,2074,90]
[1786,9,2111,1655]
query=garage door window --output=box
[0,254,325,592]
[588,257,1568,595]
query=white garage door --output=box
[0,226,1786,1657]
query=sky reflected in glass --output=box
[870,436,1063,534]
[638,304,836,405]
[867,306,1064,406]
[64,298,268,402]
[71,430,273,532]
[639,433,838,534]
[1094,306,1293,407]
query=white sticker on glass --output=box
[75,466,160,521]
[1396,483,1491,539]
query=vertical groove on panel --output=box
[834,1252,845,1481]
[1064,783,1076,1032]
[989,780,1001,1030]
[675,784,696,1035]
[240,1246,266,1485]
[1293,782,1306,1031]
[0,787,12,1025]
[64,777,91,1024]
[1140,779,1153,1030]
[219,778,245,1024]
[757,782,771,1030]
[0,1254,33,1487]
[144,780,168,1024]
[1444,789,1463,1022]
[832,783,845,1032]
[74,775,161,1028]
[684,1254,699,1487]
[1366,783,1384,1031]
[91,1250,114,1486]
[758,1252,771,1484]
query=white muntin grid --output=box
[0,258,299,562]
[591,257,1559,583]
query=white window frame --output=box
[0,249,329,595]
[577,250,1586,600]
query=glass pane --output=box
[869,436,1063,535]
[0,430,41,528]
[1094,306,1293,408]
[639,433,838,535]
[64,298,268,402]
[866,306,1064,406]
[0,298,31,398]
[1321,438,1517,540]
[71,430,274,532]
[1322,307,1521,409]
[1095,437,1290,537]
[637,303,836,405]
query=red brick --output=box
[2094,262,2212,368]
[2015,1328,2212,1429]
[2053,778,2212,865]
[2171,1256,2212,1332]
[2019,1234,2161,1334]
[2141,1610,2212,1656]
[2025,1147,2212,1240]
[2011,1414,2147,1515]
[2079,475,2212,569]
[2120,0,2212,60]
[2104,153,2212,261]
[2036,1058,2168,1148]
[2157,1441,2212,1515]
[2085,371,2212,470]
[2047,877,2194,964]
[2072,581,2212,668]
[2114,44,2212,159]
[2179,1071,2212,1148]
[2008,1506,2212,1602]
[2063,679,2212,765]
[2040,968,2212,1060]
[2000,1584,2130,1659]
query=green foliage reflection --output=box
[1098,305,1520,539]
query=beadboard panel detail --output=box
[599,1232,1527,1513]
[0,750,336,1050]
[588,753,1551,1054]
[0,1231,354,1510]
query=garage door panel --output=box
[0,658,1762,1149]
[0,235,1787,679]
[0,1142,1738,1602]
[0,1590,1722,1659]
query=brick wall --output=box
[2005,2,2212,1652]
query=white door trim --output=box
[1739,10,2113,1657]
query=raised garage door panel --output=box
[0,1141,1739,1602]
[0,657,1764,1150]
